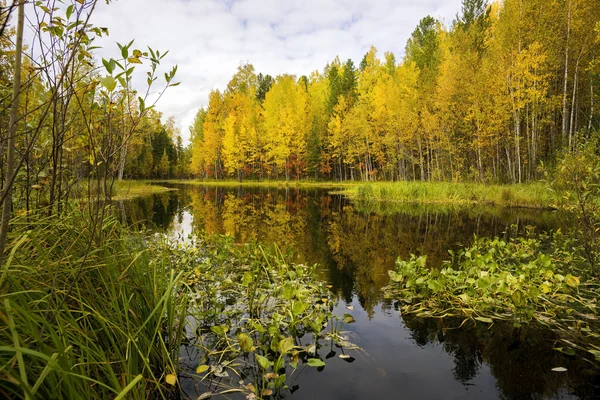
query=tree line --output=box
[188,0,600,183]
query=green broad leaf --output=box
[388,270,403,283]
[427,279,443,293]
[100,76,116,92]
[292,301,308,316]
[539,281,552,294]
[282,283,296,299]
[255,354,272,370]
[238,333,254,353]
[210,325,228,336]
[511,290,525,307]
[278,337,294,354]
[343,313,356,324]
[476,276,491,290]
[306,358,325,367]
[565,274,580,288]
[66,5,74,19]
[138,97,145,112]
[102,58,116,74]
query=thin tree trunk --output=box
[569,51,582,150]
[0,0,24,262]
[561,0,572,145]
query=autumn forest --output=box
[186,0,600,183]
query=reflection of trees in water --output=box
[125,186,562,319]
[400,314,600,400]
[121,186,600,399]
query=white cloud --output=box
[90,0,463,144]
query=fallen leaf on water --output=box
[551,367,567,372]
[346,305,354,310]
[262,389,273,396]
[198,392,213,400]
[165,373,177,386]
[196,364,209,374]
[339,354,351,359]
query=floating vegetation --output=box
[383,231,600,364]
[156,234,358,399]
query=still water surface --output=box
[123,184,600,400]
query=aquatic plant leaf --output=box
[262,389,273,396]
[476,276,491,290]
[198,392,213,399]
[306,358,325,367]
[539,281,552,294]
[292,301,308,316]
[211,325,228,335]
[388,270,403,282]
[238,333,254,353]
[511,290,525,307]
[343,314,356,324]
[475,316,493,324]
[196,364,210,374]
[165,374,177,386]
[428,279,443,293]
[278,337,294,354]
[565,274,580,288]
[255,354,272,370]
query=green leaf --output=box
[343,314,356,324]
[66,5,74,19]
[292,301,308,316]
[210,325,228,336]
[101,76,116,92]
[278,337,294,354]
[255,354,272,370]
[475,316,493,324]
[476,276,491,290]
[511,290,525,307]
[427,279,443,293]
[306,358,325,367]
[388,270,403,283]
[238,333,254,353]
[565,274,580,288]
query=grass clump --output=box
[342,181,560,209]
[0,210,188,399]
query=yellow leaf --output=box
[128,57,142,64]
[196,365,209,374]
[165,374,177,386]
[133,49,142,58]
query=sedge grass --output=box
[0,210,188,399]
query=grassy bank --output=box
[155,179,354,189]
[0,211,188,399]
[112,180,177,200]
[0,208,348,399]
[340,181,559,209]
[151,179,559,209]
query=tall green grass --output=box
[344,181,560,209]
[0,210,188,399]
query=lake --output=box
[122,183,600,400]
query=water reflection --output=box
[122,184,600,399]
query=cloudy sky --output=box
[91,0,463,142]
